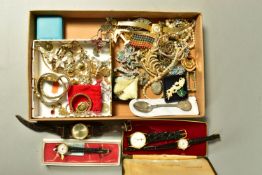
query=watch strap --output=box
[16,115,62,135]
[15,115,115,139]
[146,130,186,144]
[89,124,108,137]
[68,146,110,154]
[126,142,178,151]
[188,134,220,146]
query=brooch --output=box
[113,77,138,100]
[163,75,188,103]
[129,34,155,49]
[181,56,196,72]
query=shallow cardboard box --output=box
[28,10,205,121]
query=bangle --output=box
[37,73,70,99]
[69,93,92,113]
[35,73,70,107]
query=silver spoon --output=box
[133,100,192,113]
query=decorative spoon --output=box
[133,100,192,113]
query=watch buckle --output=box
[179,129,188,139]
[123,121,132,132]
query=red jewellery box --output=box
[43,139,121,166]
[123,120,207,156]
[122,120,218,175]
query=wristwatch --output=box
[126,134,220,151]
[71,123,90,139]
[54,143,110,160]
[15,115,112,139]
[129,130,187,149]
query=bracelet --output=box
[69,93,92,113]
[35,73,70,107]
[37,73,70,99]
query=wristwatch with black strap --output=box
[15,115,113,139]
[126,134,220,151]
[128,130,187,149]
[54,143,110,160]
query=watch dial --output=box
[178,138,189,150]
[71,123,89,140]
[130,132,146,149]
[57,143,69,155]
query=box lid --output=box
[123,155,216,175]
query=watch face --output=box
[57,143,69,155]
[71,123,89,140]
[177,138,189,150]
[130,132,146,149]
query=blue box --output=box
[36,16,64,40]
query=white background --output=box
[1,0,262,174]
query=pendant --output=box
[151,81,162,95]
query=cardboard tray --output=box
[28,10,205,121]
